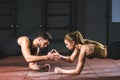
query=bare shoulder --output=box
[80,44,88,49]
[17,36,30,46]
[85,44,94,48]
[83,44,94,54]
[79,45,88,53]
[18,36,29,40]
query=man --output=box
[0,32,54,71]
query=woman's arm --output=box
[59,48,79,63]
[18,36,53,62]
[55,46,86,75]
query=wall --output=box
[84,0,107,44]
[16,0,107,45]
[76,0,107,45]
[16,0,42,38]
[108,0,120,44]
[76,0,86,37]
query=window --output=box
[112,0,120,22]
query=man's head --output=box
[36,32,53,48]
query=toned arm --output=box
[55,46,86,75]
[18,36,48,62]
[60,48,79,63]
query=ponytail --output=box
[64,31,85,44]
[74,31,85,44]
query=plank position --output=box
[0,32,56,72]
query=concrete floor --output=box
[0,56,120,80]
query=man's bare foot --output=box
[29,62,40,71]
[42,64,51,72]
[29,63,51,72]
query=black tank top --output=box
[0,38,21,56]
[0,38,36,56]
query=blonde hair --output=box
[64,31,85,44]
[84,39,105,48]
[64,31,104,48]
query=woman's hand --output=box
[52,49,61,61]
[54,67,62,74]
[47,49,61,61]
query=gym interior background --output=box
[0,0,120,53]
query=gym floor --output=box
[0,56,120,80]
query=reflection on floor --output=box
[0,56,120,80]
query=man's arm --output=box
[18,37,53,62]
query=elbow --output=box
[69,58,75,63]
[25,56,33,63]
[26,59,31,63]
[69,60,74,63]
[74,70,81,75]
[76,71,81,75]
[25,59,31,63]
[74,68,82,75]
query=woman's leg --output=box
[107,41,120,59]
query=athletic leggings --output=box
[107,41,120,59]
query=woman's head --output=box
[64,31,84,50]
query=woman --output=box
[0,32,54,71]
[54,31,120,75]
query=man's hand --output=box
[47,50,55,60]
[47,49,61,61]
[52,49,61,61]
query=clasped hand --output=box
[47,49,61,61]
